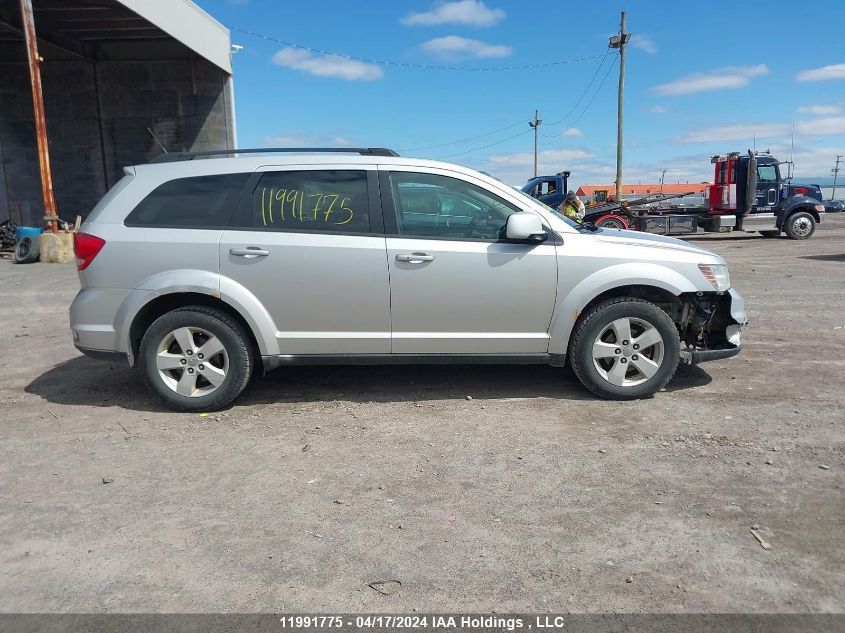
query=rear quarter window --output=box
[124,173,250,228]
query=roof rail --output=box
[148,147,400,163]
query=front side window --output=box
[250,170,370,233]
[757,165,778,183]
[125,173,249,228]
[538,180,557,197]
[389,172,521,240]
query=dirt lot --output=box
[1,217,843,614]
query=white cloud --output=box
[674,116,845,144]
[797,63,845,82]
[797,116,845,136]
[747,142,845,178]
[648,105,667,114]
[262,132,356,147]
[631,35,657,54]
[562,128,583,137]
[797,104,842,115]
[487,148,594,167]
[421,36,511,59]
[653,64,768,96]
[272,47,383,81]
[676,122,789,144]
[401,0,505,27]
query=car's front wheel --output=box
[139,306,253,411]
[569,298,680,399]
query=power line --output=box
[540,50,613,131]
[399,120,525,152]
[403,52,614,154]
[430,58,616,160]
[433,129,532,159]
[232,26,606,71]
[537,54,618,139]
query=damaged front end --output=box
[676,289,747,364]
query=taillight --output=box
[74,232,106,271]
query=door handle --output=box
[230,247,270,258]
[396,252,434,263]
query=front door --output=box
[219,167,390,355]
[755,163,780,211]
[382,169,558,354]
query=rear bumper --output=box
[70,286,157,361]
[75,346,128,364]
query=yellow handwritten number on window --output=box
[260,188,354,226]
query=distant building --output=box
[576,183,708,203]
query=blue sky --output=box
[200,0,845,186]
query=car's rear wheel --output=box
[139,306,253,411]
[783,211,815,240]
[569,298,680,399]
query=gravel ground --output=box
[0,217,843,613]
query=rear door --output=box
[219,166,390,355]
[381,168,558,354]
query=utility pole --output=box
[832,154,842,201]
[529,110,542,178]
[20,0,58,232]
[659,169,667,194]
[609,12,630,202]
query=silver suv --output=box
[70,148,746,411]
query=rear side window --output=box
[246,170,371,233]
[125,173,249,228]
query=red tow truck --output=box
[522,150,826,240]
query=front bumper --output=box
[680,345,741,364]
[680,287,747,365]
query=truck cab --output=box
[522,171,570,210]
[705,151,825,239]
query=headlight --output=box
[698,264,731,291]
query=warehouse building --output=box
[0,0,235,225]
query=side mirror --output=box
[505,212,547,242]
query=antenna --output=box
[147,127,168,154]
[789,122,795,180]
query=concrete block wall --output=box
[0,58,234,224]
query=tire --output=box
[139,306,253,412]
[760,230,781,238]
[783,211,815,240]
[569,298,680,400]
[594,214,629,230]
[14,236,40,264]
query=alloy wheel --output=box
[591,317,665,387]
[155,327,228,397]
